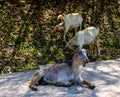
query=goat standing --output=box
[65,27,100,57]
[54,13,83,42]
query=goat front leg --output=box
[82,80,95,89]
[77,71,95,89]
[79,24,82,30]
[65,35,77,48]
[64,25,70,42]
[75,27,78,33]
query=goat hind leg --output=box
[94,37,100,57]
[55,81,71,87]
[44,78,71,87]
[29,71,42,91]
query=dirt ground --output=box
[0,58,120,97]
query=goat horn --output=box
[65,41,78,53]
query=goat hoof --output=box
[32,88,38,91]
[29,85,38,91]
[89,85,95,89]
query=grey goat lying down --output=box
[29,49,95,91]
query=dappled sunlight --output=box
[0,0,120,74]
[0,59,120,97]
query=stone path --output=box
[0,58,120,97]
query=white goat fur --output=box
[66,27,100,56]
[57,13,83,41]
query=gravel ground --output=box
[0,58,120,97]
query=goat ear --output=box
[57,15,65,24]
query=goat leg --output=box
[82,80,95,89]
[55,82,71,87]
[29,71,42,91]
[95,36,100,57]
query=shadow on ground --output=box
[0,58,120,97]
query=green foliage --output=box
[0,0,120,74]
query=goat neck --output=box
[71,53,83,75]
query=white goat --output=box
[66,27,100,57]
[55,13,83,41]
[29,49,95,91]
